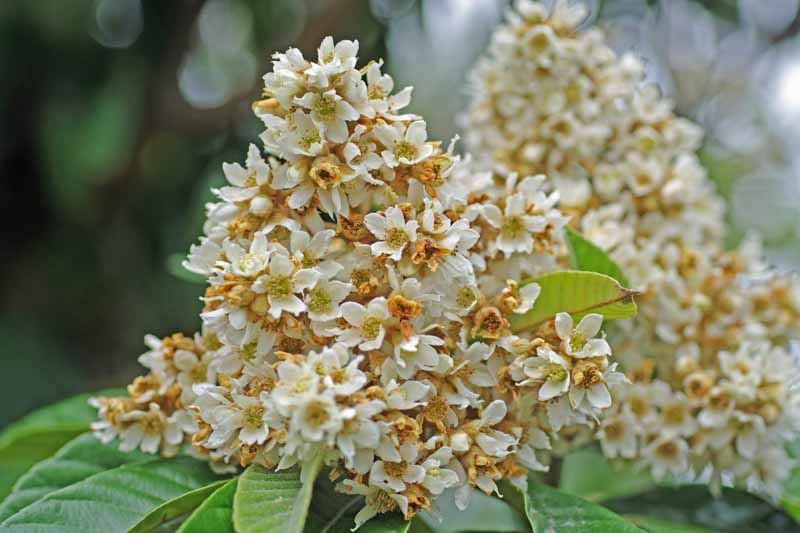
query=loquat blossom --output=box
[464,0,800,501]
[90,33,630,529]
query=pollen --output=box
[393,140,418,162]
[361,317,383,340]
[386,227,410,249]
[501,216,525,239]
[303,399,331,428]
[243,403,266,427]
[307,287,332,314]
[367,489,399,514]
[456,286,477,308]
[313,94,338,121]
[266,275,293,300]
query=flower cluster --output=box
[463,0,800,500]
[91,36,626,527]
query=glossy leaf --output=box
[233,465,304,533]
[624,515,717,533]
[0,456,222,532]
[0,388,124,500]
[128,478,229,533]
[782,444,800,524]
[564,226,630,287]
[0,433,150,522]
[510,271,638,333]
[605,486,797,532]
[178,477,238,533]
[500,476,643,533]
[559,448,653,502]
[415,489,528,532]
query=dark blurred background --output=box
[2,0,799,426]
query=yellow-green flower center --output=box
[266,275,293,300]
[190,362,208,383]
[241,341,258,362]
[361,316,383,340]
[307,287,332,314]
[501,215,525,239]
[569,333,586,352]
[456,286,477,308]
[303,399,331,428]
[243,403,265,427]
[313,95,338,121]
[544,363,567,382]
[300,130,321,151]
[394,140,418,162]
[386,227,409,249]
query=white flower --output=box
[308,345,367,396]
[392,333,445,379]
[643,436,689,481]
[251,252,318,319]
[569,364,613,411]
[287,110,325,157]
[339,297,391,351]
[290,229,338,274]
[364,206,419,261]
[419,447,460,495]
[295,89,359,144]
[555,313,611,358]
[698,385,735,428]
[384,379,431,410]
[513,282,541,314]
[343,125,385,177]
[200,392,276,448]
[305,274,352,323]
[659,394,699,438]
[222,232,270,278]
[336,399,386,466]
[217,144,271,205]
[340,479,408,530]
[288,389,344,446]
[374,120,434,167]
[473,400,518,459]
[174,349,217,404]
[597,413,637,459]
[522,347,570,401]
[306,36,358,88]
[272,360,319,411]
[116,403,195,456]
[482,192,549,256]
[370,443,427,493]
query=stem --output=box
[546,456,563,487]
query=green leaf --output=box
[782,447,800,524]
[233,465,303,533]
[0,433,150,522]
[128,478,229,533]
[510,271,638,333]
[605,486,797,532]
[559,448,654,502]
[564,226,630,287]
[499,476,643,532]
[416,489,528,532]
[0,456,223,532]
[178,477,238,533]
[304,472,409,533]
[0,388,125,500]
[623,515,718,533]
[234,453,332,533]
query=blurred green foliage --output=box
[0,0,385,426]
